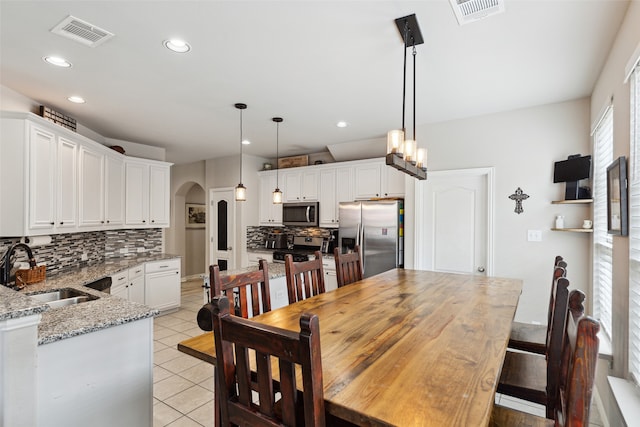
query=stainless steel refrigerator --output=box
[338,200,404,278]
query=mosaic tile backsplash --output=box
[0,229,162,277]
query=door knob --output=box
[477,267,485,273]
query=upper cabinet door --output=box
[78,145,105,228]
[301,170,319,201]
[28,125,57,231]
[105,155,125,227]
[284,171,302,202]
[56,137,78,230]
[149,164,170,227]
[125,161,149,226]
[354,163,382,200]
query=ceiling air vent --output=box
[449,0,505,25]
[50,15,114,47]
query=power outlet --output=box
[527,230,542,242]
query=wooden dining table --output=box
[178,268,522,426]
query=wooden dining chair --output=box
[508,256,567,355]
[285,251,326,304]
[491,306,599,426]
[197,260,272,332]
[497,279,575,419]
[333,246,363,288]
[206,295,326,427]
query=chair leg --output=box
[214,368,221,427]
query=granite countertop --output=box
[214,262,287,280]
[0,253,180,345]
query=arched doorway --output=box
[173,181,206,279]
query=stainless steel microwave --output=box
[282,202,319,226]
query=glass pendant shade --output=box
[235,183,247,201]
[404,139,416,164]
[272,188,283,204]
[416,148,427,170]
[387,129,405,155]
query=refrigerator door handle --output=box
[360,224,365,274]
[356,223,361,247]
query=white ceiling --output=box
[0,1,630,165]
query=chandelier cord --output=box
[402,20,409,132]
[412,39,416,141]
[276,121,279,188]
[239,108,243,183]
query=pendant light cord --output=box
[239,108,243,183]
[276,121,279,187]
[402,21,409,132]
[412,39,416,141]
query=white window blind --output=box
[593,106,613,337]
[629,63,640,385]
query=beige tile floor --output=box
[154,279,606,426]
[153,279,215,427]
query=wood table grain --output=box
[178,268,522,427]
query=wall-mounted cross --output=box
[509,187,529,214]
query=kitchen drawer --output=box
[145,258,180,274]
[129,264,145,279]
[111,270,128,291]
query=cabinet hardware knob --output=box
[50,222,55,225]
[101,220,104,224]
[106,220,110,224]
[151,220,155,223]
[60,222,64,225]
[142,220,146,223]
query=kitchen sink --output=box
[28,288,99,309]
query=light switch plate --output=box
[527,230,542,242]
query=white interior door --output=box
[414,168,494,275]
[210,188,235,271]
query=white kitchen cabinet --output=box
[78,145,105,228]
[125,159,171,228]
[354,159,405,200]
[246,251,273,266]
[258,171,283,226]
[322,258,338,292]
[27,126,79,233]
[128,265,145,304]
[110,270,130,299]
[125,160,149,226]
[104,154,125,227]
[149,164,170,226]
[283,169,319,202]
[145,259,181,312]
[0,112,171,236]
[55,136,79,231]
[319,167,353,227]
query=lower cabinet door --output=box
[145,270,180,312]
[129,275,145,304]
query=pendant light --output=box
[234,103,247,201]
[272,117,283,204]
[385,14,427,180]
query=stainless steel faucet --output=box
[0,243,36,289]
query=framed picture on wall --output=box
[607,156,628,236]
[186,203,206,228]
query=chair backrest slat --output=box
[544,276,570,418]
[206,295,325,427]
[211,259,272,318]
[334,246,363,288]
[285,251,326,304]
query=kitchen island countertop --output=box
[0,253,180,344]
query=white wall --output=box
[185,185,206,276]
[412,98,591,324]
[589,2,640,425]
[166,160,206,276]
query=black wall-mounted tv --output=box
[553,155,592,183]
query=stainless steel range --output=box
[272,236,324,263]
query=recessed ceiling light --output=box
[163,39,191,53]
[242,139,251,145]
[67,96,85,104]
[43,56,72,68]
[336,121,348,128]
